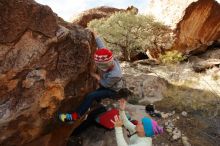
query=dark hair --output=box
[116,88,133,99]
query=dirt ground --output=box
[67,102,220,146]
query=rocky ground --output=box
[1,0,219,145]
[67,102,220,146]
[67,48,220,146]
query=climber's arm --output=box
[119,110,136,133]
[95,36,105,49]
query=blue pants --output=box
[76,87,117,116]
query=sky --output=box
[35,0,149,22]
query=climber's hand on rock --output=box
[90,72,100,81]
[56,25,70,41]
[86,28,97,37]
[45,26,69,46]
[111,115,123,127]
[90,63,97,72]
[92,30,98,37]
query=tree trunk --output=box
[122,47,130,61]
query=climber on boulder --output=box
[111,99,163,146]
[58,32,125,123]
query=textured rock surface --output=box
[188,48,220,72]
[72,6,123,28]
[146,0,199,28]
[120,62,169,104]
[174,0,220,54]
[146,0,220,55]
[120,60,220,111]
[0,0,96,146]
[66,57,220,146]
[0,0,58,43]
[72,6,138,28]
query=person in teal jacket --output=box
[111,99,163,146]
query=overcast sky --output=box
[35,0,149,21]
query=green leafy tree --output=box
[89,12,173,61]
[159,50,186,64]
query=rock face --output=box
[72,6,138,28]
[72,6,124,28]
[0,0,58,43]
[174,0,220,54]
[146,0,220,55]
[0,0,96,146]
[188,48,220,71]
[146,0,199,28]
[120,62,169,104]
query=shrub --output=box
[88,12,174,61]
[159,50,186,64]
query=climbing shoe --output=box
[58,112,79,123]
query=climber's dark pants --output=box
[76,87,117,116]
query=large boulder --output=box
[72,6,138,28]
[0,0,97,146]
[0,0,58,43]
[121,62,169,104]
[121,60,220,112]
[146,0,220,56]
[146,0,199,28]
[174,0,220,54]
[188,48,220,72]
